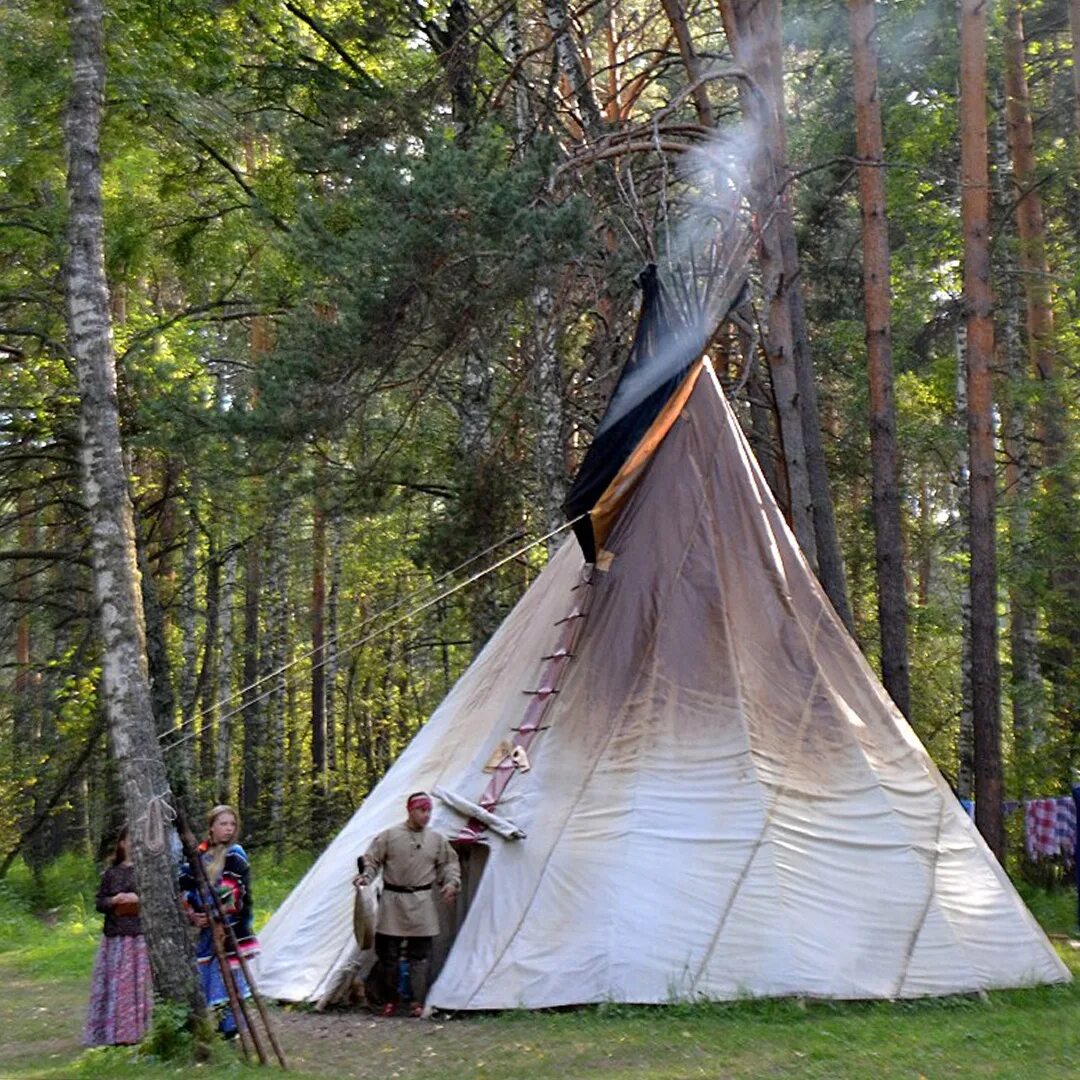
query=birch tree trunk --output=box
[63,0,201,1013]
[848,0,911,716]
[458,333,500,654]
[531,283,568,549]
[544,0,603,138]
[505,2,533,144]
[960,0,1004,859]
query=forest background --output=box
[1,0,1078,890]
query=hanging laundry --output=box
[1054,797,1077,861]
[1025,799,1059,859]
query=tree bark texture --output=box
[960,0,1004,860]
[954,325,975,802]
[848,0,911,716]
[64,0,201,1012]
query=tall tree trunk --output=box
[659,0,715,127]
[63,0,201,1014]
[197,546,220,793]
[1003,0,1063,450]
[13,495,37,868]
[458,333,501,654]
[960,0,1004,859]
[531,283,568,548]
[215,546,238,800]
[720,0,832,593]
[311,486,327,781]
[177,513,198,781]
[916,471,932,607]
[993,81,1043,792]
[310,480,329,844]
[505,2,534,143]
[1070,0,1080,136]
[1004,0,1080,752]
[263,508,288,857]
[325,508,343,773]
[240,538,263,833]
[544,0,604,138]
[954,325,975,801]
[285,640,302,850]
[848,0,911,716]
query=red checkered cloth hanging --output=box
[1025,798,1059,859]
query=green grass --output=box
[1,855,1078,1079]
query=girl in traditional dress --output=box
[178,805,259,1037]
[83,826,154,1046]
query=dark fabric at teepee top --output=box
[564,264,705,562]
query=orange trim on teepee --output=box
[589,359,705,552]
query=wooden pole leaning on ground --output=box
[175,806,287,1069]
[176,813,260,1063]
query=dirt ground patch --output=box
[272,1006,562,1079]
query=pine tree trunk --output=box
[63,0,201,1013]
[746,360,782,506]
[718,0,818,571]
[954,325,975,801]
[790,291,854,631]
[310,482,329,844]
[215,546,238,801]
[325,509,343,773]
[177,515,198,780]
[993,80,1044,792]
[659,0,714,127]
[240,538,263,833]
[960,0,1004,859]
[13,495,37,862]
[263,508,289,856]
[311,489,327,780]
[1070,0,1080,136]
[1004,0,1080,747]
[849,0,911,716]
[196,542,220,793]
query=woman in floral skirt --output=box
[83,826,154,1046]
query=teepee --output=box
[256,269,1068,1009]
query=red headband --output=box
[407,794,432,811]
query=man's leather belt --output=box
[383,882,433,894]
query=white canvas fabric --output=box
[256,360,1069,1007]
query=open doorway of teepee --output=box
[430,841,490,988]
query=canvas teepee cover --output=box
[256,275,1068,1008]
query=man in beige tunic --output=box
[355,792,460,1017]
